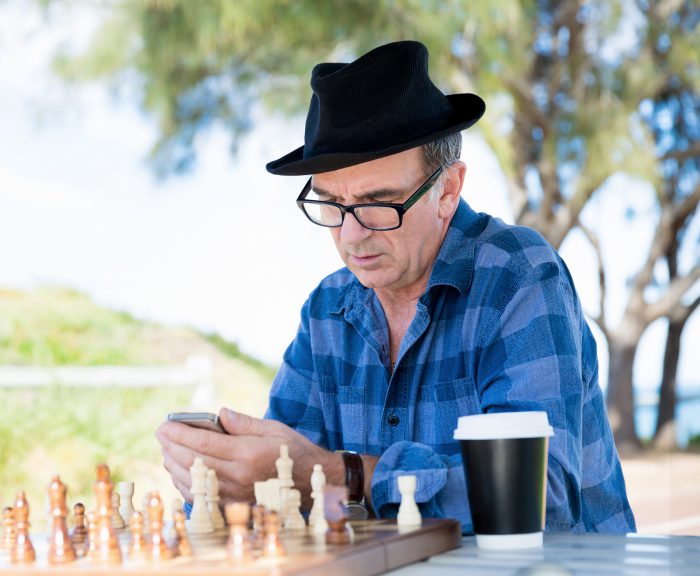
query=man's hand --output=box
[155,408,344,507]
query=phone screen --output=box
[167,412,227,434]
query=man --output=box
[157,40,636,533]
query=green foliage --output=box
[0,286,154,366]
[0,285,274,524]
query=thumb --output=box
[219,408,270,436]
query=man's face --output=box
[311,147,455,296]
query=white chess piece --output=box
[276,444,294,525]
[111,491,126,529]
[117,481,135,526]
[397,475,421,527]
[309,464,328,534]
[284,489,306,531]
[187,457,215,534]
[206,469,226,530]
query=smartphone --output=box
[167,411,227,434]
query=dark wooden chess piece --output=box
[146,491,171,561]
[225,502,253,563]
[324,485,351,544]
[262,510,284,557]
[70,502,88,556]
[10,491,35,564]
[128,511,147,561]
[172,510,193,558]
[92,463,122,563]
[1,507,15,552]
[47,475,77,563]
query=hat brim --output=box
[266,93,485,176]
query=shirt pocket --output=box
[336,384,367,453]
[416,376,478,453]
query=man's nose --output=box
[339,211,373,243]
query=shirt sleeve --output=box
[476,256,633,532]
[370,440,474,533]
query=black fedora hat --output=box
[266,40,485,176]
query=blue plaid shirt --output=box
[266,199,636,534]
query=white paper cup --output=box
[454,412,553,549]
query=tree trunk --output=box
[606,342,641,452]
[652,319,683,450]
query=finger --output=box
[219,408,282,437]
[159,419,251,460]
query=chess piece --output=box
[310,464,329,534]
[128,511,147,561]
[324,485,350,544]
[146,491,170,560]
[47,475,77,563]
[225,502,253,563]
[397,475,422,527]
[117,482,135,526]
[254,481,267,509]
[284,489,306,531]
[86,511,98,560]
[251,504,265,550]
[276,444,294,524]
[187,457,214,534]
[10,491,35,563]
[172,510,193,558]
[111,492,126,530]
[206,468,226,530]
[70,503,88,553]
[91,463,122,563]
[1,507,15,552]
[262,511,284,557]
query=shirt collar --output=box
[333,198,485,313]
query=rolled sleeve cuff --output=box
[370,441,448,520]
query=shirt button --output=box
[387,414,400,427]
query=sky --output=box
[1,1,698,406]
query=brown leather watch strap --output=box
[341,451,365,504]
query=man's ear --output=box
[438,161,466,219]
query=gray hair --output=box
[421,132,462,174]
[421,132,462,199]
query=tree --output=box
[45,0,699,449]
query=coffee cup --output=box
[454,411,553,549]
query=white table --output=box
[388,532,700,575]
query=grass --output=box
[0,286,275,528]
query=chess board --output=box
[0,518,462,575]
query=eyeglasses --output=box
[296,167,443,231]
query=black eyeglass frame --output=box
[296,167,443,231]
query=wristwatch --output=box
[338,451,369,520]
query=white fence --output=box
[0,354,216,408]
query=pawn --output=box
[146,491,170,561]
[47,475,77,564]
[10,491,35,564]
[111,492,126,530]
[1,507,15,552]
[128,511,147,561]
[397,475,421,527]
[262,511,284,557]
[225,502,253,563]
[284,489,306,531]
[251,504,265,551]
[70,503,88,551]
[172,510,193,558]
[206,469,226,530]
[324,485,350,544]
[117,481,135,525]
